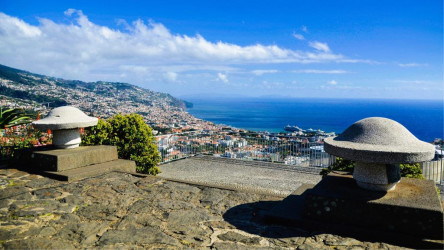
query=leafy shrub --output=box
[1,124,49,163]
[81,119,111,146]
[399,163,424,179]
[321,158,424,179]
[1,138,33,162]
[81,113,160,175]
[321,157,355,176]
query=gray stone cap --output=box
[32,106,98,130]
[324,117,435,164]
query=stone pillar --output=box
[353,162,400,191]
[52,129,82,149]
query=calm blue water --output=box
[186,97,443,142]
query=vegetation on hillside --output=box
[0,85,68,107]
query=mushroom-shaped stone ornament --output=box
[32,106,98,149]
[324,117,435,191]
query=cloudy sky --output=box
[0,0,442,100]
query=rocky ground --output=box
[0,168,408,249]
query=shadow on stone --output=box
[223,200,311,239]
[223,174,444,249]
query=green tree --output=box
[81,113,161,175]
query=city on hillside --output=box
[1,64,443,167]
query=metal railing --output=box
[155,132,444,185]
[155,132,335,168]
[421,148,444,185]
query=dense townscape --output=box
[156,128,337,165]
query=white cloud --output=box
[217,73,228,83]
[292,69,349,74]
[309,41,330,53]
[301,25,308,33]
[292,33,305,40]
[0,13,41,37]
[0,10,367,87]
[164,72,178,82]
[398,63,428,67]
[393,80,440,85]
[63,9,77,16]
[251,69,278,76]
[260,81,283,89]
[328,80,338,85]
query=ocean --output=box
[186,97,444,142]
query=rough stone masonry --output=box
[0,168,407,249]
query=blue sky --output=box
[0,0,442,100]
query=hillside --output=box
[0,64,189,110]
[0,64,199,129]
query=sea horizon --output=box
[179,94,444,102]
[185,97,444,142]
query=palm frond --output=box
[0,108,35,128]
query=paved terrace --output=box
[0,158,422,249]
[158,156,322,197]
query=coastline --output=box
[185,97,444,142]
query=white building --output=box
[219,139,234,147]
[236,139,248,147]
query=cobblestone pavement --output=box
[0,168,407,249]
